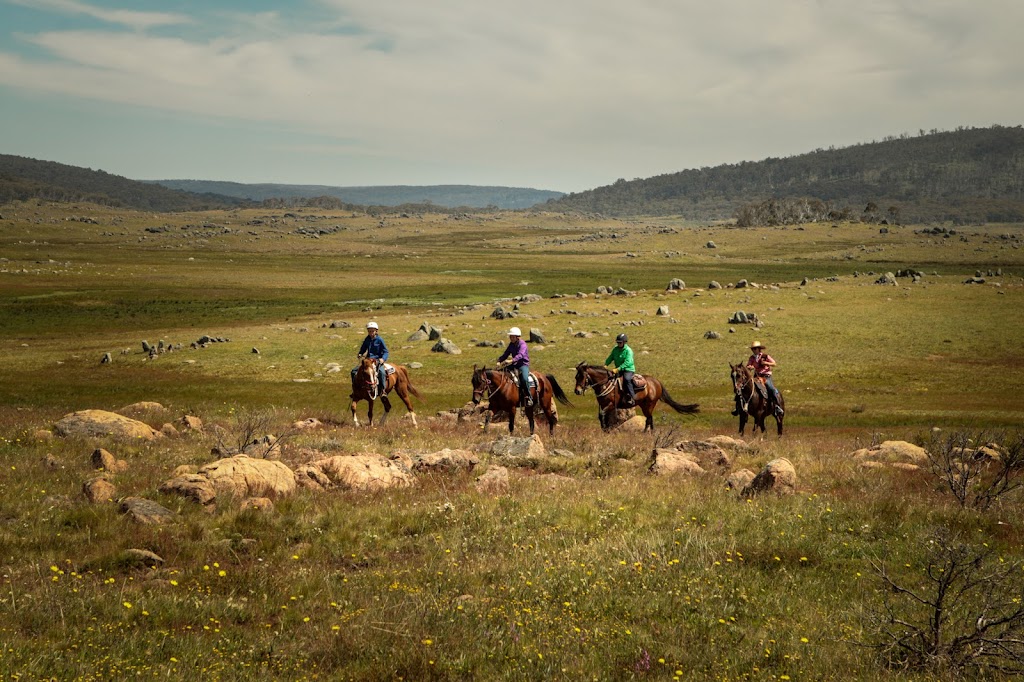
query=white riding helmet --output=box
[508,327,522,337]
[366,321,379,330]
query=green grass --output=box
[1,200,1022,679]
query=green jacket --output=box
[605,344,635,372]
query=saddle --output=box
[503,368,538,390]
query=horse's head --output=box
[573,362,590,395]
[730,362,751,394]
[471,365,490,404]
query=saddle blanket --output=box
[505,369,538,390]
[381,363,396,376]
[618,374,647,390]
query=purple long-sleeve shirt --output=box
[497,338,529,367]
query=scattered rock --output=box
[708,281,722,289]
[119,497,176,524]
[407,329,429,342]
[91,448,128,473]
[672,441,731,468]
[851,441,929,466]
[666,278,685,290]
[55,410,159,440]
[490,435,546,466]
[875,272,897,285]
[431,338,462,354]
[704,331,722,340]
[410,448,480,473]
[121,548,165,567]
[180,415,203,432]
[160,423,179,438]
[529,328,546,344]
[656,305,670,316]
[726,469,756,492]
[475,466,510,494]
[118,402,166,416]
[160,455,296,504]
[742,458,797,496]
[82,476,117,503]
[649,449,706,477]
[292,417,322,430]
[706,241,717,249]
[294,454,414,492]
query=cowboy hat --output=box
[750,340,764,349]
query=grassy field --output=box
[1,200,1023,680]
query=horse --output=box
[350,357,421,427]
[730,362,784,436]
[573,362,699,431]
[471,365,573,435]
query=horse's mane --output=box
[578,362,613,379]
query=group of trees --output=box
[544,125,1024,223]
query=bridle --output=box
[473,369,508,403]
[576,365,617,400]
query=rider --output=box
[353,321,389,394]
[496,326,532,407]
[746,341,783,416]
[605,333,636,407]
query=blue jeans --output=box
[620,370,636,402]
[763,376,781,405]
[516,365,531,404]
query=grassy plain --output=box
[0,200,1023,680]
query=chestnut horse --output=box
[350,357,421,427]
[574,362,699,431]
[471,365,572,435]
[730,362,784,436]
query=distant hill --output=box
[542,125,1024,223]
[150,180,564,210]
[0,154,249,211]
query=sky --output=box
[0,0,1022,193]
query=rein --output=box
[580,367,617,400]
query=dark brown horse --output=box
[730,362,784,436]
[574,362,699,431]
[471,365,572,435]
[350,357,421,427]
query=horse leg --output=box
[642,402,654,432]
[527,405,536,436]
[543,401,557,435]
[507,408,516,434]
[351,397,360,427]
[396,385,418,428]
[366,398,375,427]
[379,395,392,425]
[737,411,747,435]
[776,412,783,437]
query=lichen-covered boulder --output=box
[55,410,158,440]
[742,458,797,497]
[160,455,296,504]
[294,455,414,493]
[649,449,706,477]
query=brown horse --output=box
[350,357,421,427]
[471,365,572,435]
[730,362,784,436]
[574,362,699,431]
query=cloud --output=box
[7,0,190,30]
[1,0,1023,188]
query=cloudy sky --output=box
[0,0,1021,192]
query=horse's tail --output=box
[661,384,700,415]
[546,374,574,406]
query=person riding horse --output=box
[740,341,783,417]
[605,333,636,407]
[496,327,532,408]
[353,321,388,396]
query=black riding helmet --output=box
[616,333,627,343]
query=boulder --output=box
[704,435,752,452]
[726,469,756,492]
[875,272,897,285]
[475,466,510,494]
[294,455,414,492]
[82,477,117,504]
[666,278,685,291]
[490,435,546,466]
[529,328,546,344]
[706,241,717,249]
[117,401,166,416]
[614,415,649,432]
[407,329,429,342]
[160,423,179,438]
[431,338,462,354]
[708,281,722,289]
[160,455,296,504]
[292,417,322,430]
[91,448,128,473]
[649,449,706,477]
[55,410,158,440]
[119,497,176,524]
[851,441,929,466]
[121,548,165,567]
[180,415,203,431]
[703,331,722,340]
[410,448,480,473]
[672,441,731,468]
[742,458,796,496]
[656,305,670,316]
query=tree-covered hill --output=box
[149,180,564,210]
[0,155,250,211]
[542,125,1024,223]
